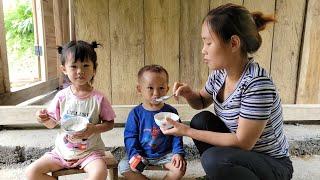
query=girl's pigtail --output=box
[57,46,63,54]
[91,41,102,49]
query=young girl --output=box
[25,40,116,180]
[162,3,293,180]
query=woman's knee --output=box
[190,111,215,129]
[200,147,230,172]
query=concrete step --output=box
[0,124,320,180]
[1,156,320,180]
[2,124,320,148]
[1,124,320,158]
[0,127,198,165]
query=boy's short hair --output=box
[138,64,169,83]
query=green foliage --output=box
[4,0,34,58]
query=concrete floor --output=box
[1,156,320,180]
[0,160,205,180]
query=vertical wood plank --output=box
[109,0,144,105]
[180,0,209,104]
[144,0,180,104]
[69,0,75,41]
[243,0,275,72]
[210,0,243,9]
[53,0,69,45]
[42,0,58,80]
[74,0,111,100]
[271,0,306,103]
[296,0,320,103]
[34,0,47,81]
[53,0,70,88]
[0,0,10,93]
[31,0,42,88]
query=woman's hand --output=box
[72,123,97,139]
[171,154,187,170]
[160,118,190,137]
[173,82,193,101]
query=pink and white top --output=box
[47,86,116,160]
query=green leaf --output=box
[4,0,34,58]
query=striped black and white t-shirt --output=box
[205,59,289,158]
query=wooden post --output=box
[296,0,320,103]
[53,0,70,89]
[0,0,10,93]
[68,0,75,41]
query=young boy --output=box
[118,65,186,180]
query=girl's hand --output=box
[160,118,190,137]
[36,109,50,123]
[72,123,97,139]
[172,82,193,101]
[171,154,187,170]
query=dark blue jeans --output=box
[190,111,293,180]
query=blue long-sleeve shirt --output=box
[124,103,185,159]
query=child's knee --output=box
[87,168,108,179]
[85,162,108,178]
[25,164,37,179]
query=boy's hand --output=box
[171,154,187,170]
[36,109,50,123]
[72,123,97,139]
[129,154,148,173]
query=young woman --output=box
[161,3,293,180]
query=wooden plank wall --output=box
[53,0,69,46]
[42,0,58,80]
[179,0,209,104]
[109,0,144,104]
[271,0,306,103]
[67,0,314,105]
[296,0,320,104]
[74,0,112,99]
[53,0,70,87]
[144,0,180,104]
[0,0,319,106]
[210,0,243,8]
[244,0,275,72]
